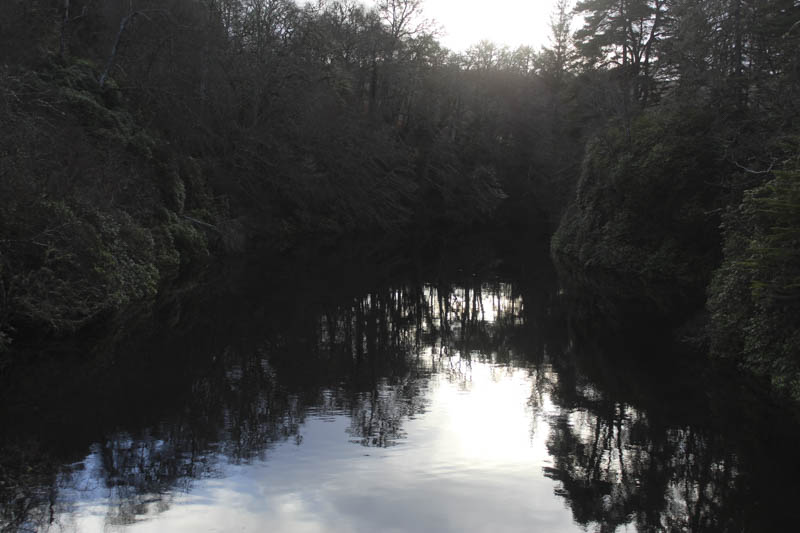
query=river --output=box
[1,243,797,532]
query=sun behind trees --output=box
[0,0,799,398]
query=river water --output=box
[1,247,798,532]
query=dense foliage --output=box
[552,108,727,316]
[548,0,800,398]
[0,61,213,344]
[0,0,799,398]
[0,0,572,348]
[709,159,800,398]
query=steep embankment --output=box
[0,57,521,352]
[708,161,800,399]
[552,107,800,400]
[0,61,217,349]
[551,109,726,318]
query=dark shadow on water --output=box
[1,238,798,532]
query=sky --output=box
[394,0,561,52]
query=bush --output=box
[0,60,212,343]
[708,162,800,399]
[551,108,726,315]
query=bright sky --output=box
[407,0,560,52]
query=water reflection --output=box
[1,255,798,532]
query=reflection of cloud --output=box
[118,363,578,533]
[23,281,575,533]
[7,265,796,533]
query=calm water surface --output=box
[2,251,798,532]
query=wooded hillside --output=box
[1,0,798,398]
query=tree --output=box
[709,161,800,401]
[377,0,429,46]
[573,0,667,107]
[540,0,574,82]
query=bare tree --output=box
[99,1,144,88]
[377,0,431,45]
[59,0,88,58]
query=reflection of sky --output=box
[50,351,583,533]
[423,284,522,328]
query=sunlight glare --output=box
[371,0,561,52]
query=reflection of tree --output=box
[94,437,188,527]
[346,385,417,447]
[0,271,529,529]
[7,255,796,532]
[41,345,310,529]
[545,403,749,532]
[544,404,666,532]
[311,281,528,447]
[0,443,59,533]
[537,307,800,532]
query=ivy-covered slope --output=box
[0,61,217,349]
[709,158,800,399]
[551,109,726,317]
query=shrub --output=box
[709,163,800,399]
[552,108,726,315]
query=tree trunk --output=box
[100,11,139,88]
[59,0,70,58]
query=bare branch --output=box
[100,11,138,88]
[60,0,71,57]
[99,8,161,88]
[732,159,776,175]
[783,19,800,38]
[182,215,220,233]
